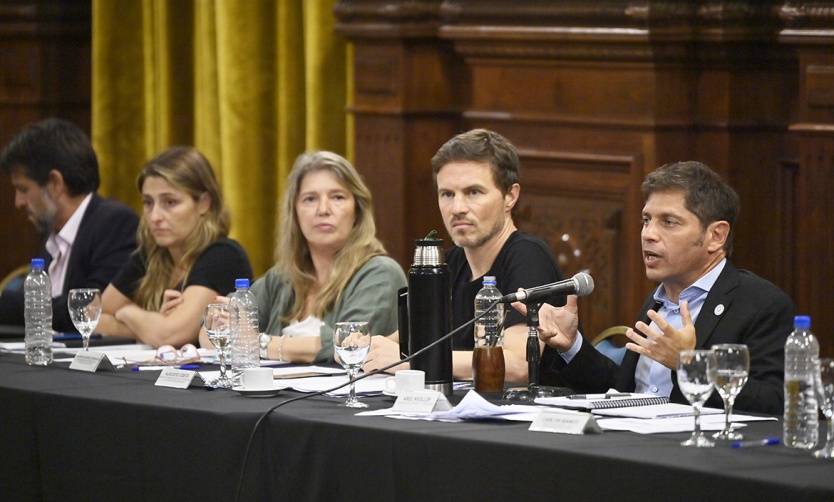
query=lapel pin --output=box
[714,304,725,316]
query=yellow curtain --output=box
[91,0,347,276]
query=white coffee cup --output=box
[242,367,274,390]
[384,369,425,395]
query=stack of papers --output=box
[534,391,776,433]
[357,390,545,422]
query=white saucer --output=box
[233,386,285,398]
[382,389,398,398]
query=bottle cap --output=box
[235,278,250,289]
[31,258,45,270]
[483,276,497,286]
[794,315,811,329]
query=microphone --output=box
[500,272,594,304]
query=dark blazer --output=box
[540,261,796,415]
[0,193,139,332]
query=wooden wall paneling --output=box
[518,150,644,341]
[448,35,699,338]
[339,0,833,347]
[781,14,834,353]
[336,3,471,268]
[779,1,834,353]
[0,1,91,280]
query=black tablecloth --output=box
[2,354,833,501]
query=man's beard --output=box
[33,191,58,234]
[450,216,504,249]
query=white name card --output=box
[529,409,602,435]
[392,389,453,413]
[154,367,205,389]
[69,351,116,372]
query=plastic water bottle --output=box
[24,258,53,365]
[473,276,505,393]
[474,276,504,348]
[783,315,819,449]
[230,278,259,382]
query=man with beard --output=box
[364,129,565,383]
[0,118,139,332]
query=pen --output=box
[53,333,102,341]
[131,364,200,371]
[567,393,631,400]
[732,438,781,448]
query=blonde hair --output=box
[277,151,385,321]
[134,146,230,310]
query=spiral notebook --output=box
[536,393,670,411]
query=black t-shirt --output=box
[446,231,566,350]
[111,238,253,302]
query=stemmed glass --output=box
[333,321,371,408]
[814,358,834,459]
[712,344,750,440]
[678,349,717,447]
[67,288,102,351]
[204,303,235,388]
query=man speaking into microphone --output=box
[522,162,794,414]
[364,129,566,383]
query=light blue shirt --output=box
[561,259,727,397]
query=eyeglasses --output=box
[155,344,200,364]
[122,343,201,367]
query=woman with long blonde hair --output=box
[199,151,405,363]
[99,146,252,347]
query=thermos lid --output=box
[413,238,444,266]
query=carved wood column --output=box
[335,1,469,267]
[780,2,834,355]
[0,1,91,278]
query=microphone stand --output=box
[503,302,565,401]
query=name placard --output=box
[154,367,205,389]
[392,390,453,413]
[529,409,602,435]
[69,351,116,372]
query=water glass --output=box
[67,288,102,351]
[814,358,834,459]
[678,350,717,447]
[712,344,750,440]
[205,303,235,388]
[333,321,371,408]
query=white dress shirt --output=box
[45,193,92,298]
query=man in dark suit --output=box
[0,118,139,332]
[527,161,795,414]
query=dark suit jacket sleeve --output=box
[540,337,621,391]
[52,197,139,332]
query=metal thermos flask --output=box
[407,237,453,395]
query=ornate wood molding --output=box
[334,0,442,38]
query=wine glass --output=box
[712,344,750,440]
[205,303,235,388]
[333,321,371,408]
[67,288,102,351]
[678,349,717,447]
[814,358,834,459]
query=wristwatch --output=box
[258,333,270,359]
